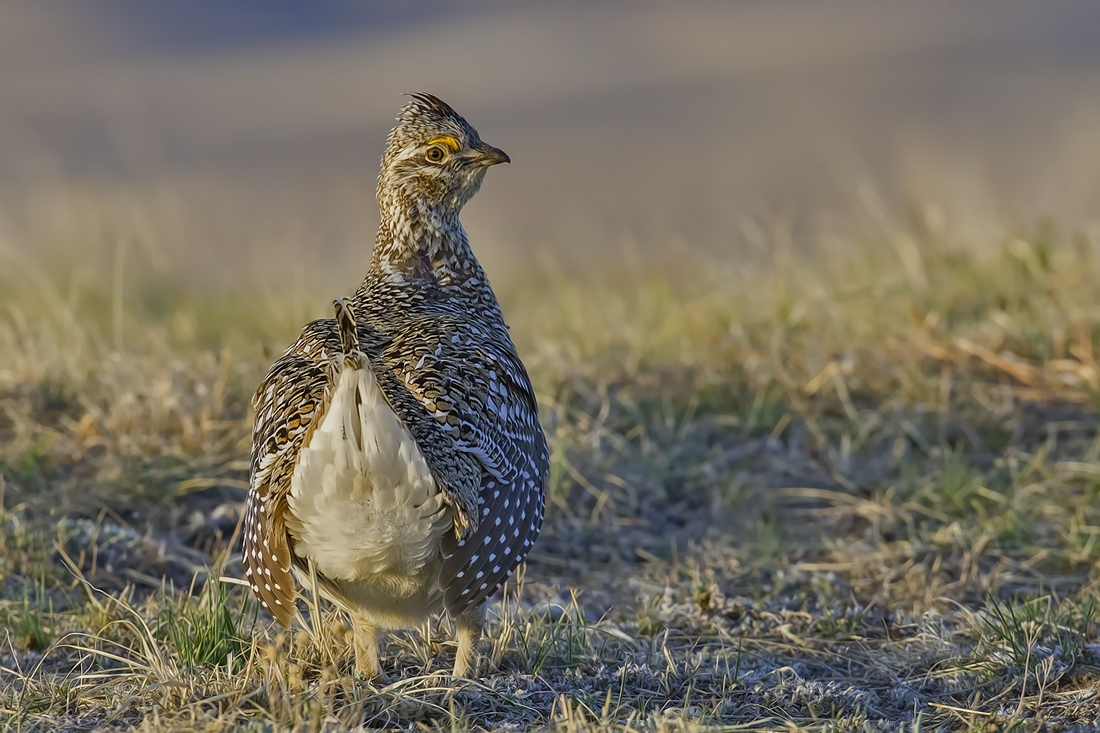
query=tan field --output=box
[3,2,1100,730]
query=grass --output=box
[4,200,1100,730]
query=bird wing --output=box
[242,319,339,626]
[371,316,549,615]
[438,344,548,614]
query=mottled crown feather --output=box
[401,93,465,126]
[383,93,481,163]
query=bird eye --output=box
[425,146,446,163]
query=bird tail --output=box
[333,297,360,367]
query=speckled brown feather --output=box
[243,320,339,626]
[243,93,547,630]
[351,306,548,615]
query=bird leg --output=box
[452,604,484,678]
[349,610,387,682]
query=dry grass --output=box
[4,200,1100,730]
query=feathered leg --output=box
[452,603,484,677]
[349,610,387,682]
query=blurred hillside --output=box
[2,0,1100,295]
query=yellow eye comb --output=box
[425,136,460,151]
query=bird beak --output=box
[475,144,510,166]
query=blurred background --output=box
[2,0,1100,297]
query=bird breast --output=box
[286,355,451,584]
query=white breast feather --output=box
[287,358,449,582]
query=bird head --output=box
[378,93,509,218]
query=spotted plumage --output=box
[242,94,548,679]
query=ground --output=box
[3,210,1100,731]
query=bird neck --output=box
[369,187,489,297]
